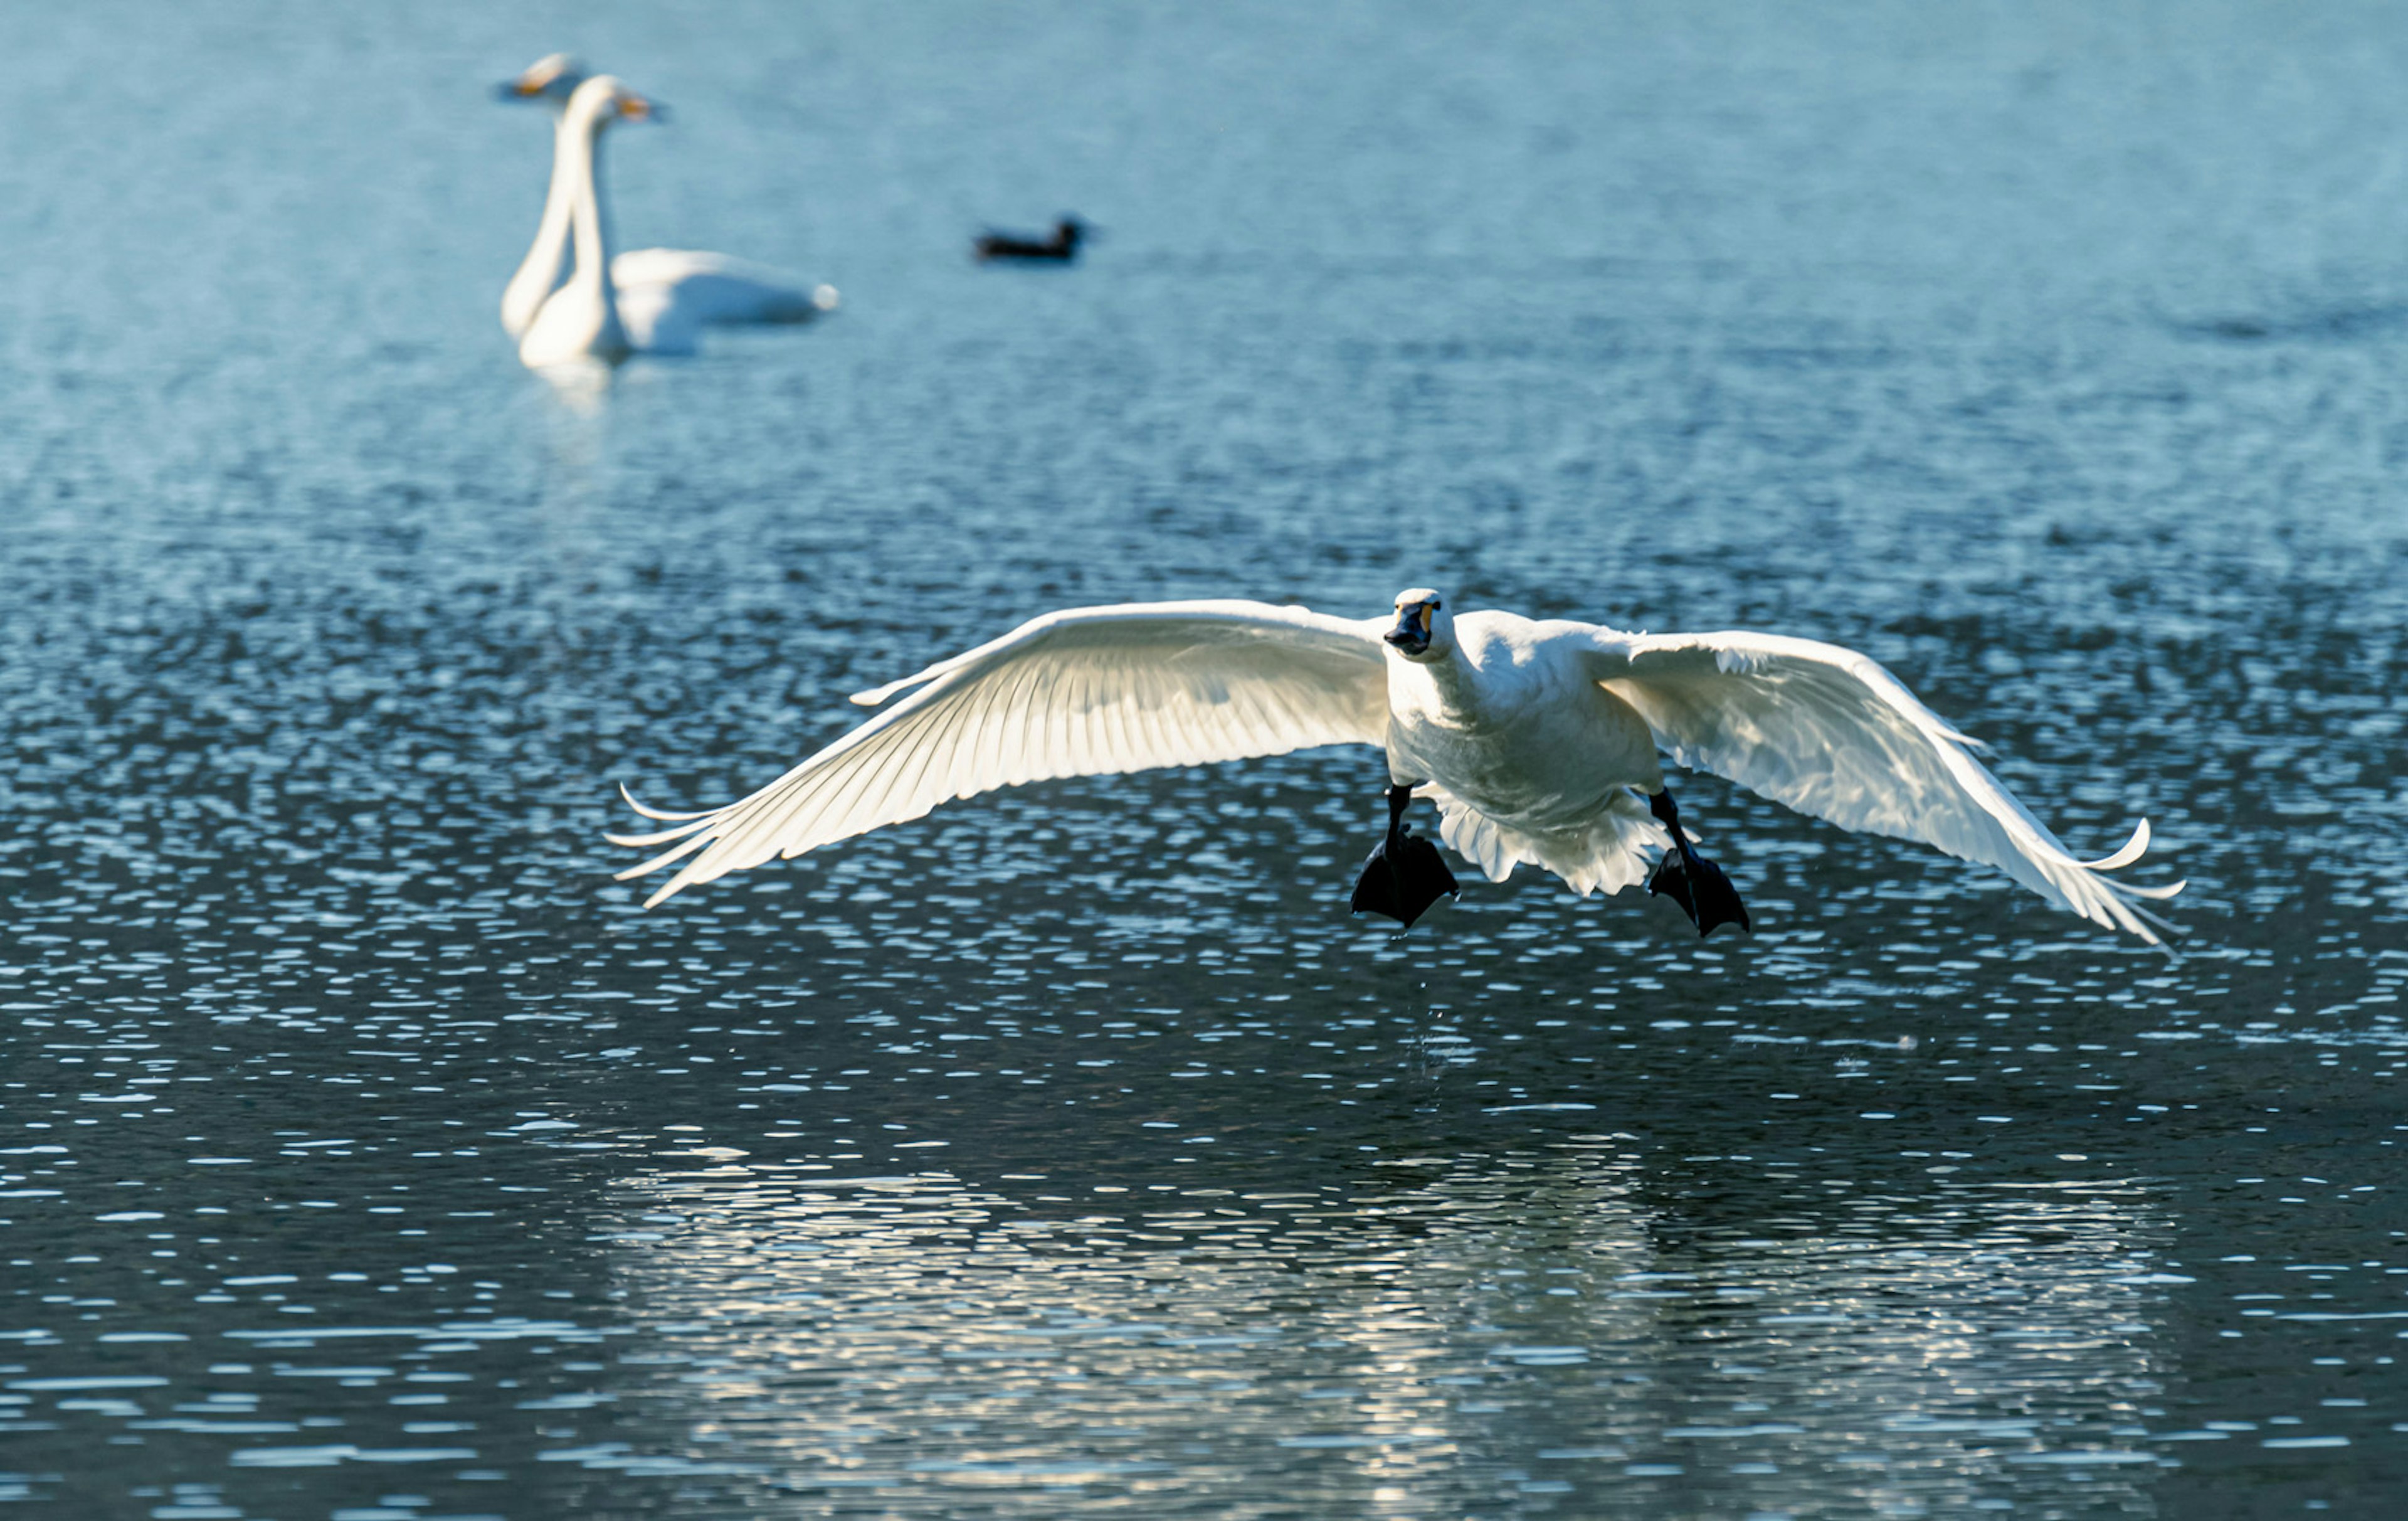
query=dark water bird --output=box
[610,589,2182,941]
[974,216,1089,263]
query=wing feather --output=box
[611,601,1390,904]
[1588,629,2183,943]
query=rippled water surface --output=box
[6,1,2408,1516]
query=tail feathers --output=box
[1423,785,1667,898]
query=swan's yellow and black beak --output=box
[616,92,667,123]
[1383,602,1434,657]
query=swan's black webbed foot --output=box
[1351,783,1459,929]
[1647,787,1750,937]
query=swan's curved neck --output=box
[560,114,625,344]
[502,114,579,335]
[1420,649,1477,711]
[1395,647,1479,719]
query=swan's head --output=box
[496,53,588,107]
[564,75,666,134]
[1383,588,1452,660]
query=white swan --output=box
[497,54,588,339]
[499,64,837,365]
[609,590,2184,942]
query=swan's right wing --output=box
[1582,627,2183,943]
[610,600,1390,906]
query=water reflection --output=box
[535,359,618,416]
[581,1145,2171,1514]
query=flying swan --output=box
[610,590,2184,942]
[498,58,836,367]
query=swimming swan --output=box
[499,62,835,365]
[609,590,2184,942]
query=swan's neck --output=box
[1397,647,1482,723]
[1423,650,1479,711]
[501,114,579,335]
[562,119,625,347]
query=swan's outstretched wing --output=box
[611,249,837,352]
[611,601,1391,906]
[1583,628,2183,942]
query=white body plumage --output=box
[1383,610,1670,896]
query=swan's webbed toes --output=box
[1649,848,1751,938]
[1350,831,1459,930]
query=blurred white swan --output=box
[499,59,837,366]
[610,589,2183,943]
[497,54,587,338]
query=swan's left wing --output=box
[1582,628,2183,942]
[610,600,1391,906]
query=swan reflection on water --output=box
[562,1143,2173,1513]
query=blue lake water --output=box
[4,1,2408,1515]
